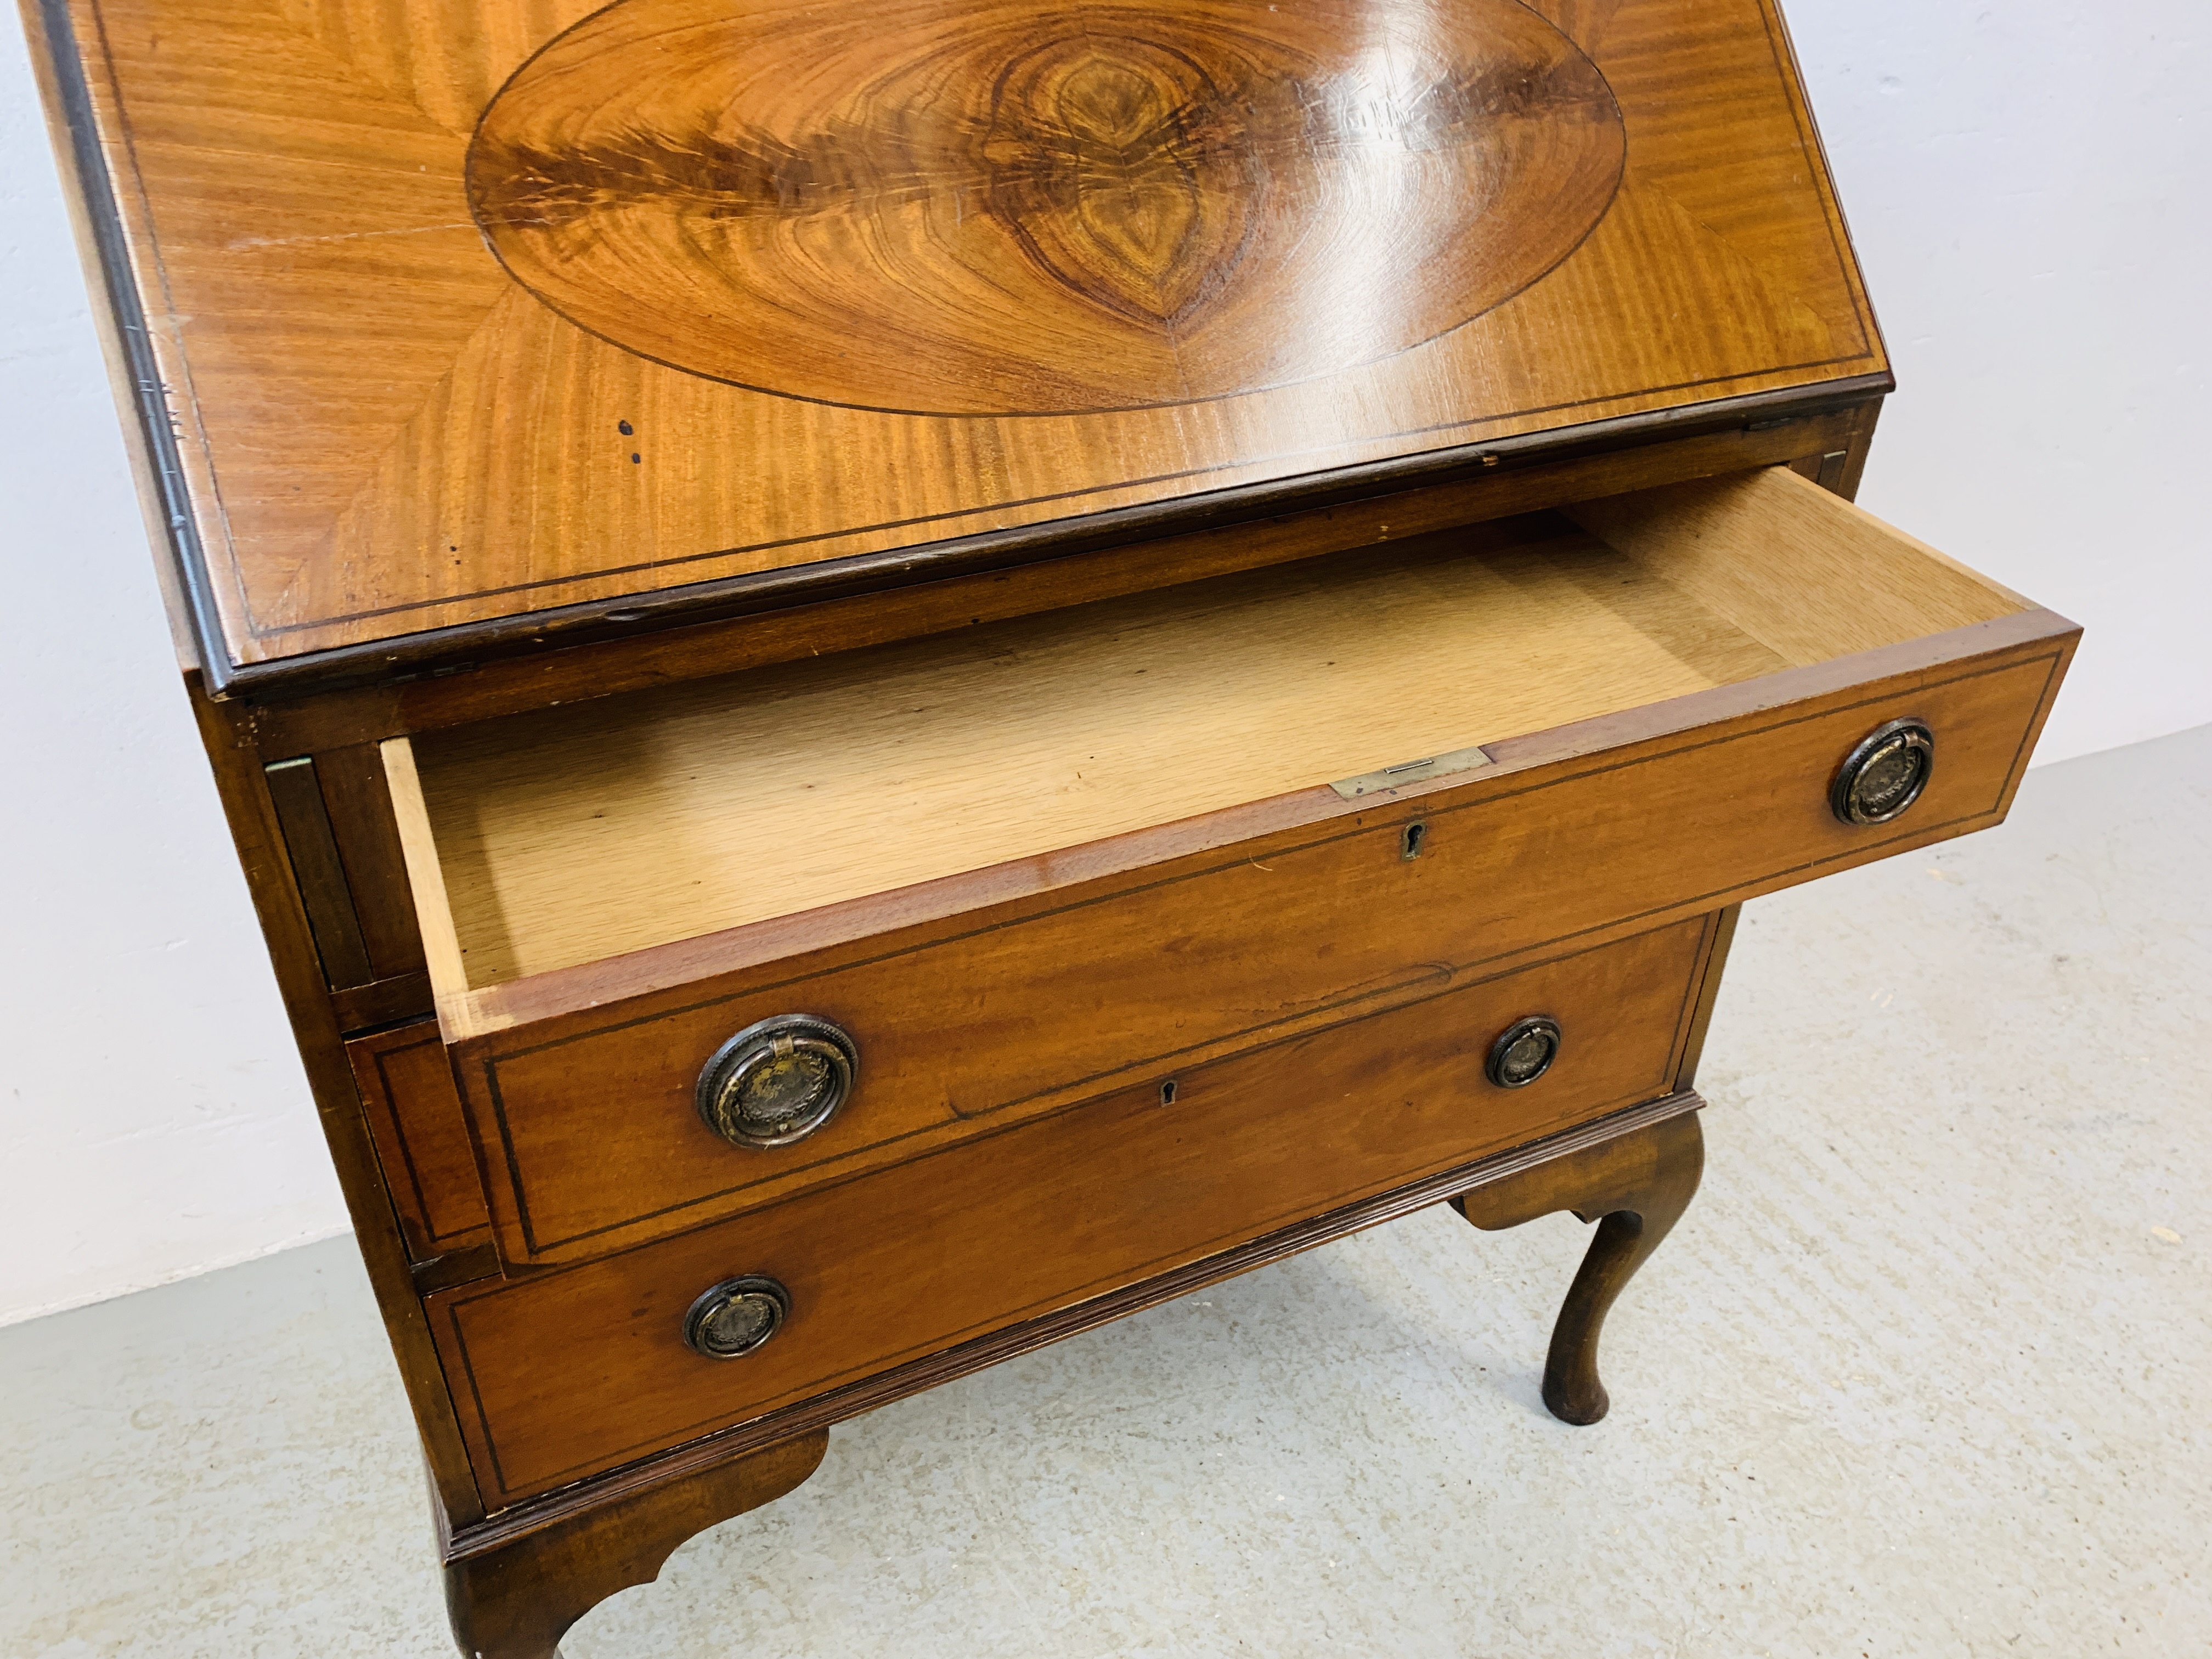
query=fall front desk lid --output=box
[41,0,1884,687]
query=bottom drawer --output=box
[429,915,1716,1505]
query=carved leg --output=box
[1452,1110,1703,1426]
[443,1430,828,1659]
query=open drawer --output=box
[384,466,2074,1271]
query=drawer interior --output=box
[388,466,2027,1000]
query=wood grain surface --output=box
[239,403,1883,753]
[42,0,1884,674]
[182,678,490,1527]
[469,0,1624,415]
[1568,465,2030,664]
[262,755,375,987]
[435,629,2067,1269]
[1453,1103,1704,1424]
[428,917,1710,1504]
[414,520,1768,987]
[347,1020,493,1262]
[442,1431,828,1657]
[403,468,2013,994]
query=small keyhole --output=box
[1160,1079,1178,1105]
[1402,821,1426,861]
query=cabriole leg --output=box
[1452,1110,1704,1425]
[443,1430,828,1659]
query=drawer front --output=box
[456,644,2062,1268]
[430,918,1712,1505]
[349,1022,492,1262]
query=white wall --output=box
[0,28,346,1327]
[2,1,2207,1325]
[1791,1,2212,762]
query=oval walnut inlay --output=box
[468,0,1626,415]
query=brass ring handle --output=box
[1831,717,1934,826]
[683,1276,791,1359]
[1487,1015,1562,1088]
[696,1014,859,1148]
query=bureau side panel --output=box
[183,681,489,1526]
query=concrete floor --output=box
[5,724,2209,1658]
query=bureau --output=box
[24,0,2074,1651]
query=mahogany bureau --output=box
[26,0,2074,1651]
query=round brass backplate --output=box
[696,1014,860,1148]
[1486,1015,1562,1089]
[1831,717,1935,826]
[683,1275,792,1359]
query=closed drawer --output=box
[348,1022,492,1263]
[386,465,2075,1271]
[427,916,1713,1506]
